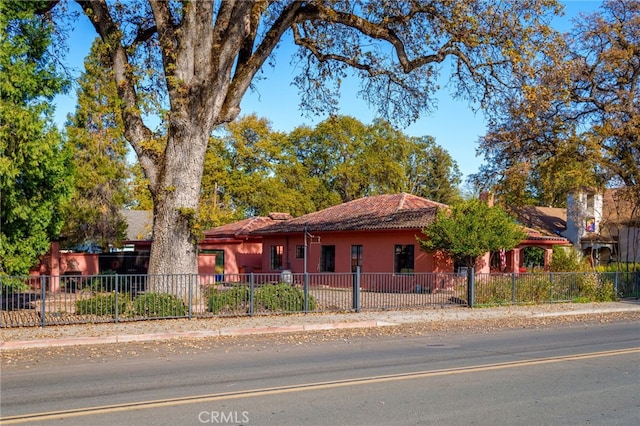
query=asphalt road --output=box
[1,320,639,425]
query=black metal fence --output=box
[1,270,638,327]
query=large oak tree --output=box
[471,0,639,208]
[45,0,561,277]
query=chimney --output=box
[479,191,495,207]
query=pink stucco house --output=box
[199,213,292,277]
[253,193,453,275]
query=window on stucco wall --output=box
[270,245,283,270]
[394,244,414,274]
[351,245,363,272]
[320,245,335,272]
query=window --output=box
[295,245,305,259]
[394,244,414,274]
[351,245,363,272]
[320,245,335,272]
[270,245,283,270]
[586,193,594,211]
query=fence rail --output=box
[1,270,638,327]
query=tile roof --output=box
[254,193,445,235]
[602,188,640,226]
[204,213,293,238]
[510,205,567,237]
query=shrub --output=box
[133,292,187,317]
[207,285,251,313]
[0,275,30,293]
[255,283,316,312]
[75,292,131,316]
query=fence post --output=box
[303,272,309,314]
[614,271,618,300]
[467,267,475,308]
[114,274,119,324]
[511,272,516,304]
[249,273,255,316]
[188,274,194,319]
[353,266,361,312]
[40,275,47,327]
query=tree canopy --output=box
[62,39,132,250]
[417,199,527,269]
[0,0,72,275]
[470,0,639,207]
[38,0,561,276]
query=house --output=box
[254,193,570,280]
[509,205,571,271]
[253,193,452,278]
[199,213,292,279]
[565,187,639,264]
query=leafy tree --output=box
[62,39,131,250]
[403,135,462,204]
[471,0,639,206]
[418,199,527,268]
[0,0,72,275]
[288,116,461,205]
[49,0,561,276]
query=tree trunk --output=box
[146,124,209,295]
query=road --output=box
[1,320,639,425]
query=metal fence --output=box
[1,270,638,327]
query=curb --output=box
[0,320,389,351]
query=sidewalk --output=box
[2,301,639,351]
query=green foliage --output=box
[0,1,72,275]
[418,199,527,268]
[203,114,462,222]
[0,275,30,293]
[522,246,545,268]
[475,272,616,305]
[207,286,251,314]
[550,246,588,272]
[132,292,186,317]
[254,283,316,312]
[62,38,132,249]
[75,292,131,316]
[207,283,317,314]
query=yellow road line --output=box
[2,347,638,424]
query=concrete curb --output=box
[2,302,638,352]
[0,320,389,351]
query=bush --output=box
[207,285,251,314]
[206,283,317,314]
[0,275,30,293]
[75,292,131,316]
[133,292,187,317]
[255,283,316,312]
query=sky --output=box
[52,1,603,182]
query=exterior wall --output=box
[565,191,604,248]
[618,225,640,263]
[199,240,263,276]
[260,229,453,275]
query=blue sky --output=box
[52,1,602,182]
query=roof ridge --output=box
[396,193,407,212]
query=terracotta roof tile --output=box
[254,193,445,234]
[510,205,567,237]
[204,215,289,239]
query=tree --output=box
[51,0,561,277]
[403,135,461,204]
[471,0,639,206]
[0,0,72,275]
[417,199,526,269]
[62,39,131,250]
